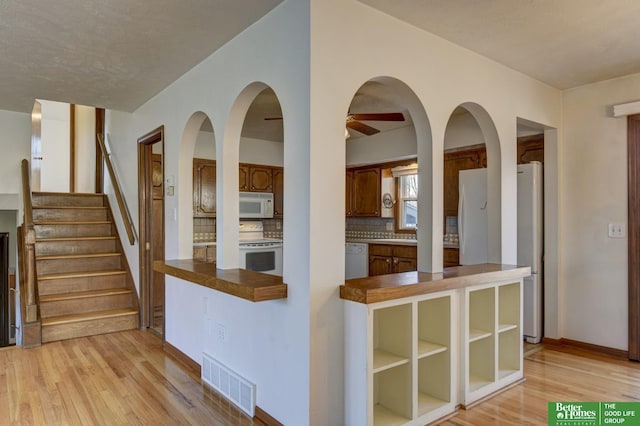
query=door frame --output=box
[0,233,8,347]
[628,114,640,360]
[138,126,165,337]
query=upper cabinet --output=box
[240,163,274,192]
[272,167,284,217]
[347,166,381,217]
[517,136,544,164]
[193,158,216,217]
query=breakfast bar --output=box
[341,263,531,426]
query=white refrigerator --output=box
[518,161,544,343]
[458,168,488,265]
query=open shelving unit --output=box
[498,283,521,380]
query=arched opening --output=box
[178,111,216,259]
[443,103,501,266]
[344,77,432,278]
[228,84,284,275]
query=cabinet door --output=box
[239,164,249,191]
[517,137,544,164]
[443,247,459,268]
[394,256,417,273]
[351,167,381,217]
[194,159,216,217]
[273,167,284,217]
[369,255,393,276]
[345,169,353,216]
[443,149,484,219]
[249,166,273,192]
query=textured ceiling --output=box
[0,0,282,113]
[359,0,640,90]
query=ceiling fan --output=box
[265,112,405,136]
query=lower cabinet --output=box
[345,280,523,425]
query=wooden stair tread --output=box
[33,191,104,196]
[39,269,127,280]
[40,288,132,303]
[36,236,116,242]
[41,308,138,326]
[38,252,121,260]
[33,206,107,210]
[34,220,112,225]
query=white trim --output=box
[613,100,640,117]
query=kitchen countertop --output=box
[346,238,417,246]
[340,263,530,304]
[154,259,287,302]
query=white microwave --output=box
[239,192,274,218]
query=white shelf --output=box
[498,323,518,333]
[417,393,449,417]
[373,348,410,373]
[468,375,493,392]
[417,340,448,359]
[373,404,410,426]
[468,328,492,343]
[498,368,519,380]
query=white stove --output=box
[239,221,283,275]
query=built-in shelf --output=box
[373,349,410,373]
[468,375,493,392]
[498,323,518,333]
[417,340,448,358]
[498,369,519,380]
[373,404,410,426]
[468,328,493,343]
[417,393,449,417]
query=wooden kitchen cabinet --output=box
[239,163,274,192]
[517,136,544,164]
[443,247,459,267]
[347,166,381,217]
[272,166,284,217]
[368,244,417,276]
[443,147,485,219]
[193,158,216,217]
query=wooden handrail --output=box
[20,160,38,325]
[97,134,137,245]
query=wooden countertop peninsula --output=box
[341,263,531,304]
[154,259,287,302]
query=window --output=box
[398,173,418,230]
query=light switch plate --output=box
[608,222,626,238]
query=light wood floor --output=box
[0,330,263,425]
[2,330,639,425]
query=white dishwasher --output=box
[345,243,369,279]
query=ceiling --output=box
[2,0,640,136]
[0,0,282,113]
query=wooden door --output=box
[273,167,284,217]
[352,167,381,217]
[138,127,165,339]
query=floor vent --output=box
[202,352,256,417]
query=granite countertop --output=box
[346,238,417,246]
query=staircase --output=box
[32,192,139,343]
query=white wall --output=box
[39,100,70,192]
[104,0,563,423]
[74,105,96,192]
[346,126,416,166]
[194,130,216,159]
[444,110,485,150]
[0,109,31,194]
[560,73,640,350]
[195,132,284,167]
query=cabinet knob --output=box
[386,258,391,264]
[393,257,399,264]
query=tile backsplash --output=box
[346,218,417,240]
[262,218,283,239]
[193,217,215,242]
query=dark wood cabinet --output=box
[347,166,381,217]
[272,166,284,217]
[443,247,459,268]
[368,243,417,276]
[240,163,274,193]
[517,136,544,164]
[193,158,216,217]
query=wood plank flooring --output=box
[1,330,639,425]
[0,330,263,425]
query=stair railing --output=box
[97,134,137,245]
[20,159,39,324]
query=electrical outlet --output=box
[276,221,281,230]
[385,222,394,231]
[216,323,226,342]
[608,222,626,238]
